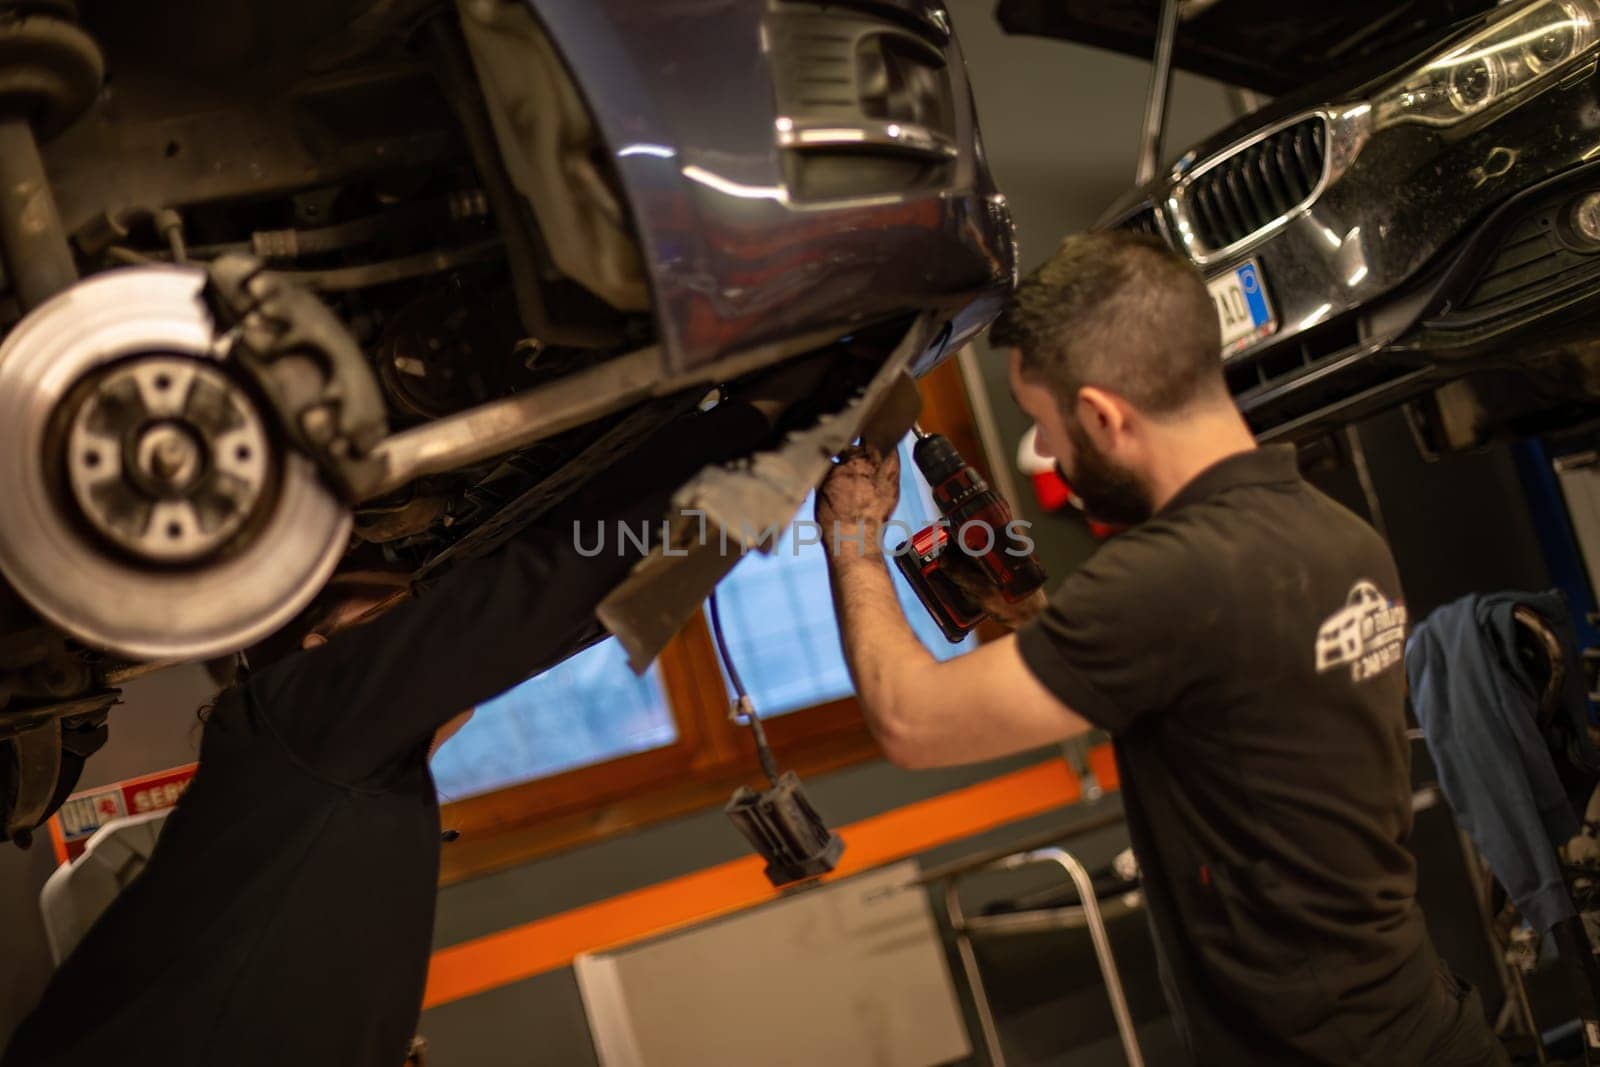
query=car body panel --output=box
[524,0,1015,376]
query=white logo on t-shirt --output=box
[1314,580,1408,683]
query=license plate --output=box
[1208,260,1275,355]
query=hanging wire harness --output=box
[710,591,845,887]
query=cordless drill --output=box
[894,427,1047,641]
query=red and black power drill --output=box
[894,426,1047,641]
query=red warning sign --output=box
[47,763,197,865]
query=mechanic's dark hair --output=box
[196,574,411,728]
[243,572,413,677]
[195,589,345,728]
[990,231,1226,414]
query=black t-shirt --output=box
[1017,445,1446,1066]
[3,404,772,1067]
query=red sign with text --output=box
[47,763,197,865]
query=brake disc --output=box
[0,266,350,660]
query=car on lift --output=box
[1002,0,1600,451]
[0,0,1014,842]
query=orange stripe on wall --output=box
[423,757,1088,1010]
[1088,743,1119,792]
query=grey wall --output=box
[0,665,212,1046]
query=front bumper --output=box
[526,0,1015,377]
[1121,56,1600,438]
[1241,158,1600,441]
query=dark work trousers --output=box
[1421,963,1511,1067]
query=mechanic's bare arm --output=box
[819,447,1090,769]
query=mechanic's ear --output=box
[1074,387,1125,441]
[301,632,328,651]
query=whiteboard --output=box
[575,861,971,1067]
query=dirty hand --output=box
[942,551,1049,630]
[816,444,901,559]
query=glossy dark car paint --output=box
[1093,5,1600,440]
[526,0,1015,378]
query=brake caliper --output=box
[205,254,389,501]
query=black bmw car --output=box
[1006,0,1600,451]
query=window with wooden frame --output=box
[433,357,1000,885]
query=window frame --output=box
[438,357,998,885]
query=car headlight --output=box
[1376,0,1600,128]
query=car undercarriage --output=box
[0,0,1015,842]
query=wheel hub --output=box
[136,421,205,493]
[64,356,272,564]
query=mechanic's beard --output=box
[1061,422,1154,526]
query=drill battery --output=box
[896,524,985,642]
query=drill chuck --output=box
[913,432,989,517]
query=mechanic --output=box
[815,231,1506,1066]
[2,387,789,1067]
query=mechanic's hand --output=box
[942,551,1049,630]
[817,444,901,560]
